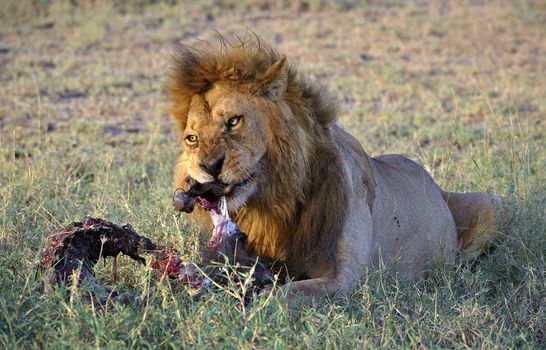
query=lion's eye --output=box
[227,116,242,128]
[185,135,198,145]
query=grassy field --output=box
[0,0,544,348]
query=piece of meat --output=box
[39,217,157,286]
[173,178,230,213]
[158,196,276,291]
[39,216,279,305]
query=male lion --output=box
[166,38,504,298]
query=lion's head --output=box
[170,74,282,209]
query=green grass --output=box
[0,0,544,348]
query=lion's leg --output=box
[287,265,360,300]
[441,191,507,258]
[287,241,370,299]
[288,277,338,299]
[287,201,373,299]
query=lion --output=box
[166,37,505,298]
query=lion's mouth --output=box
[226,156,267,196]
[173,173,257,213]
[173,180,227,213]
[174,156,265,214]
[222,155,265,201]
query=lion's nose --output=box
[200,155,225,178]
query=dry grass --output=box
[0,0,544,348]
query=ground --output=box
[0,0,544,348]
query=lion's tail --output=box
[441,191,508,258]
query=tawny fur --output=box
[442,192,506,258]
[166,36,504,298]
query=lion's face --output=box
[180,83,270,208]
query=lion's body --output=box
[369,153,458,275]
[168,37,503,298]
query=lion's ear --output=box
[256,57,287,100]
